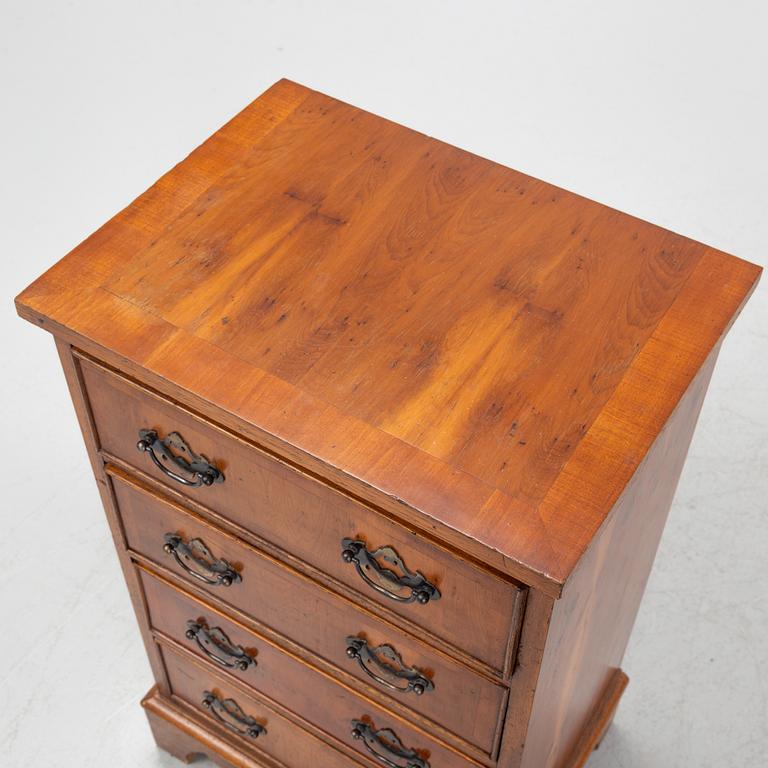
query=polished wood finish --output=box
[516,348,719,768]
[80,354,523,672]
[149,653,364,768]
[52,338,171,694]
[137,556,506,756]
[17,80,760,767]
[16,79,760,595]
[144,689,279,768]
[566,670,629,768]
[161,643,478,768]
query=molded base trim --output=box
[142,686,279,768]
[567,669,629,768]
[142,671,628,768]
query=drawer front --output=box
[81,356,522,671]
[139,566,505,757]
[162,643,478,768]
[117,471,505,755]
[160,647,364,768]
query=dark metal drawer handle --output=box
[346,637,433,696]
[136,428,224,487]
[202,691,265,739]
[186,620,256,672]
[351,720,429,768]
[341,539,440,605]
[163,533,241,587]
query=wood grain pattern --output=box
[144,688,285,768]
[16,79,761,594]
[143,674,626,768]
[137,564,506,757]
[566,670,629,768]
[148,651,368,768]
[161,642,481,768]
[517,346,720,768]
[81,354,523,672]
[53,340,172,694]
[16,80,761,768]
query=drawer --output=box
[138,565,505,757]
[160,647,365,768]
[117,470,505,756]
[161,643,478,768]
[81,355,524,672]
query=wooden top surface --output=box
[17,79,761,595]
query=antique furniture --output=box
[16,79,760,768]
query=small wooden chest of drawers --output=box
[16,80,760,768]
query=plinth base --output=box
[142,669,629,768]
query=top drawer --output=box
[79,355,524,672]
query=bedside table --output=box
[15,79,760,768]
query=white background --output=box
[1,2,766,766]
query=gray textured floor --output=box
[2,2,766,766]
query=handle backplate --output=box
[164,533,240,587]
[137,428,223,487]
[351,719,429,768]
[202,691,265,739]
[341,539,440,605]
[346,636,433,695]
[186,620,256,671]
